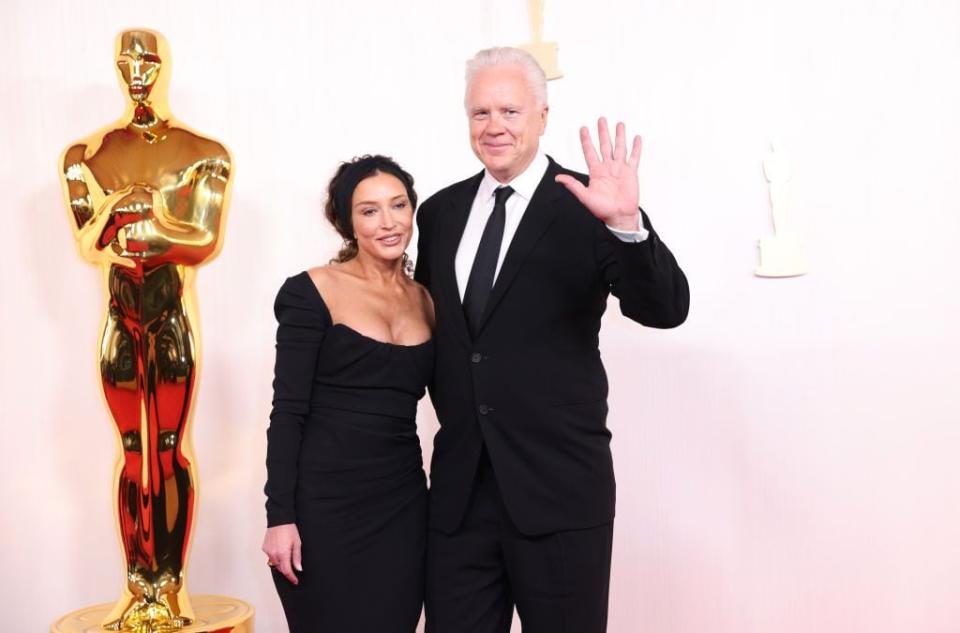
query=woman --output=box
[262,155,434,632]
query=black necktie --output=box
[463,185,514,338]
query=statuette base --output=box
[755,233,807,278]
[52,595,253,633]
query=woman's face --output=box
[350,172,414,264]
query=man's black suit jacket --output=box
[414,156,689,536]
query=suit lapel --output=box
[436,171,483,348]
[474,158,565,335]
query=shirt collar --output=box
[478,151,549,204]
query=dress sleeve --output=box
[264,275,329,526]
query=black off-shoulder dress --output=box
[265,271,431,632]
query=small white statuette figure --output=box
[756,141,807,277]
[520,0,563,80]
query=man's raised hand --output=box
[555,117,643,232]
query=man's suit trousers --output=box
[426,448,614,633]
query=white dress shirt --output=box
[455,152,649,299]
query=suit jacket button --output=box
[478,404,489,415]
[471,352,482,364]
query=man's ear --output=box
[540,105,550,135]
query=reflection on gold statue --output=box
[56,29,249,632]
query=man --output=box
[414,47,689,633]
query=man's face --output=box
[116,32,162,103]
[466,65,548,183]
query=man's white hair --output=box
[464,47,548,109]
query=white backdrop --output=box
[2,0,959,631]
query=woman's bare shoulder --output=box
[305,265,342,298]
[306,264,329,279]
[308,263,364,308]
[307,263,354,286]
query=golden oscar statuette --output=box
[53,29,253,633]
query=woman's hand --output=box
[262,523,303,585]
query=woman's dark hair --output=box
[324,155,418,267]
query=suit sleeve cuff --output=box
[606,223,650,243]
